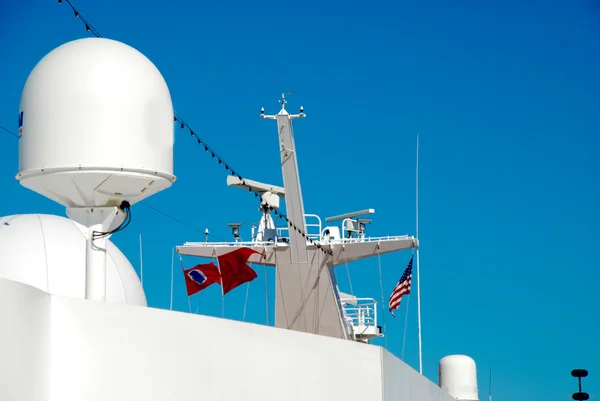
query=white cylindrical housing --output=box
[438,355,479,401]
[17,37,176,208]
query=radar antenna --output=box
[227,176,284,242]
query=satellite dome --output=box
[0,214,146,307]
[17,37,176,208]
[438,354,479,401]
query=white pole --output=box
[170,247,174,311]
[416,134,423,375]
[85,224,107,301]
[139,234,144,286]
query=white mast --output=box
[416,134,423,375]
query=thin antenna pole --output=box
[170,247,175,311]
[416,134,423,375]
[401,294,411,360]
[139,234,144,286]
[488,368,492,401]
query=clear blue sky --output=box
[1,0,599,399]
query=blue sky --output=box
[1,0,599,399]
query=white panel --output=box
[381,349,457,401]
[0,280,473,401]
[47,298,383,401]
[0,280,50,401]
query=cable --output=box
[92,201,132,239]
[0,125,18,138]
[139,201,205,233]
[58,0,101,38]
[174,115,333,256]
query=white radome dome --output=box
[0,214,146,307]
[17,37,176,208]
[438,354,479,401]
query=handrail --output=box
[182,235,412,248]
[341,298,379,340]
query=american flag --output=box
[388,256,413,317]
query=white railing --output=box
[182,240,278,248]
[342,298,382,342]
[325,234,411,245]
[304,214,322,240]
[182,234,413,248]
[186,208,414,248]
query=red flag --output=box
[183,262,222,297]
[217,247,259,295]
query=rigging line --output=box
[177,118,331,256]
[197,291,205,314]
[59,0,102,37]
[138,201,204,232]
[377,251,388,349]
[169,246,174,311]
[243,279,250,321]
[273,247,290,329]
[0,125,18,138]
[263,246,269,326]
[401,295,411,361]
[56,0,332,257]
[179,253,193,313]
[311,249,320,334]
[344,249,354,294]
[211,247,225,319]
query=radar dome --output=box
[0,214,146,307]
[17,37,176,208]
[438,355,479,401]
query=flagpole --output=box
[139,234,144,287]
[416,134,423,375]
[170,247,174,311]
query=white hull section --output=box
[0,278,455,401]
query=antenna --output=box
[571,369,590,401]
[228,222,243,241]
[488,368,492,401]
[16,38,176,302]
[416,134,423,375]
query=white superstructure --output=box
[0,36,480,401]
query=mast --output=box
[178,95,418,341]
[260,94,347,338]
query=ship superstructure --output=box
[0,37,481,401]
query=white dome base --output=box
[0,213,146,307]
[17,168,174,208]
